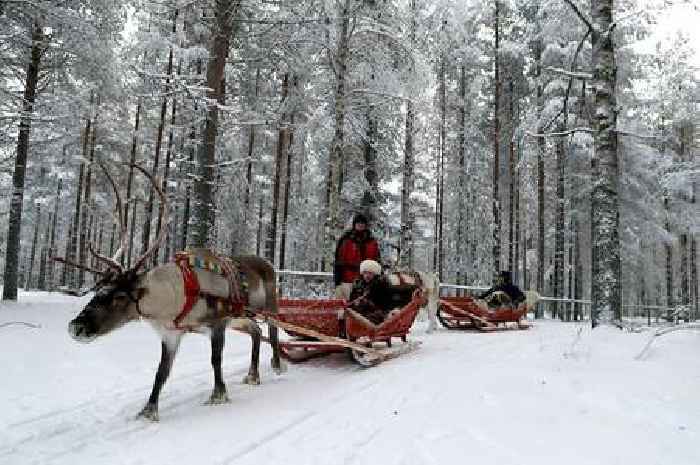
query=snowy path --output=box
[1,292,699,465]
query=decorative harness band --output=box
[173,252,247,329]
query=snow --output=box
[1,291,699,465]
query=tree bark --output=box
[46,178,61,289]
[590,0,621,327]
[399,2,417,268]
[189,0,240,248]
[244,67,260,246]
[553,129,566,319]
[2,22,45,296]
[124,99,141,268]
[436,55,446,278]
[279,112,295,270]
[78,111,97,287]
[492,0,502,274]
[144,9,178,265]
[456,65,467,285]
[3,22,43,300]
[324,0,351,271]
[268,73,290,265]
[25,203,41,289]
[535,12,545,318]
[508,82,515,274]
[156,57,181,265]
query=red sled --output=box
[266,293,426,366]
[437,295,531,331]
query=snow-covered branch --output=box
[526,127,594,138]
[545,66,592,80]
[635,323,700,360]
[561,0,593,32]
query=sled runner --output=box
[437,293,534,331]
[257,293,426,367]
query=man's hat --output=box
[352,213,369,226]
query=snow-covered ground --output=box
[1,291,699,465]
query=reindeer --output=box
[61,163,284,421]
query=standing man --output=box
[334,213,381,299]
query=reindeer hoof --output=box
[137,404,159,422]
[242,374,260,385]
[272,359,287,375]
[206,389,230,405]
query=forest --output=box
[0,0,698,327]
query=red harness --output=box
[172,253,246,330]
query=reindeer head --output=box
[68,269,146,342]
[63,163,168,343]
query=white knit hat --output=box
[359,260,382,275]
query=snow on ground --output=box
[1,291,699,465]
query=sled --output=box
[257,293,426,366]
[437,295,531,331]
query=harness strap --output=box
[174,254,201,329]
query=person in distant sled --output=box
[477,270,525,308]
[347,260,416,325]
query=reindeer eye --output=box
[113,292,129,302]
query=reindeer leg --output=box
[206,323,230,404]
[241,319,261,385]
[269,324,286,374]
[139,331,181,421]
[426,289,439,334]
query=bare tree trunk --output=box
[692,176,698,320]
[515,133,521,285]
[508,82,515,273]
[574,216,582,320]
[46,177,61,289]
[78,112,97,287]
[124,99,141,268]
[157,59,181,265]
[280,78,297,270]
[189,0,239,248]
[25,203,41,289]
[181,98,197,251]
[456,64,467,285]
[436,55,446,278]
[268,73,290,265]
[553,131,566,319]
[398,0,417,269]
[144,10,178,265]
[492,0,501,274]
[3,22,43,300]
[244,67,260,250]
[566,215,574,321]
[279,121,294,269]
[590,0,621,327]
[535,15,545,318]
[362,107,380,221]
[665,195,673,317]
[256,194,264,257]
[324,0,351,271]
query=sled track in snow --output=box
[213,378,379,464]
[0,359,259,461]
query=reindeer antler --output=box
[51,256,106,276]
[129,163,169,272]
[86,162,127,273]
